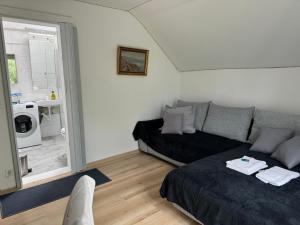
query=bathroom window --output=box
[7,54,18,84]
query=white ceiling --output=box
[79,0,300,71]
[76,0,151,11]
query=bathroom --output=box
[3,18,70,183]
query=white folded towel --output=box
[256,166,300,186]
[226,156,268,175]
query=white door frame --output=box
[0,18,22,191]
[59,23,86,172]
[0,16,86,189]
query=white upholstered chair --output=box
[62,175,96,225]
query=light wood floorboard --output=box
[1,151,198,225]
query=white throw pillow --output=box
[62,175,96,225]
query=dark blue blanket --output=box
[160,144,300,225]
[133,119,243,163]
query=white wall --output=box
[181,68,300,114]
[0,0,180,162]
[4,29,33,96]
[4,29,54,102]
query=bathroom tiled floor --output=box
[19,135,68,177]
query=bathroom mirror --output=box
[29,34,58,90]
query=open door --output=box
[59,23,86,172]
[0,17,22,195]
[0,19,85,194]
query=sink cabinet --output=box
[37,100,62,138]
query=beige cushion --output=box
[63,175,96,225]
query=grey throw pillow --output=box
[250,127,294,154]
[202,103,255,141]
[271,136,300,169]
[161,112,183,134]
[165,106,195,133]
[248,109,300,143]
[177,100,211,130]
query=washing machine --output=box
[13,102,42,149]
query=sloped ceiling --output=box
[75,0,151,10]
[79,0,300,71]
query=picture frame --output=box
[117,46,149,76]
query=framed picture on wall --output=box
[117,47,149,76]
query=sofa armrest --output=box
[132,118,163,141]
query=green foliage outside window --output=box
[7,54,17,84]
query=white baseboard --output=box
[22,166,70,184]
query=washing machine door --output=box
[14,112,38,138]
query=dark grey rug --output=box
[0,169,110,218]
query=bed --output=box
[160,144,300,225]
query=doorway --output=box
[2,18,71,184]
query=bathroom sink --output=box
[36,99,62,107]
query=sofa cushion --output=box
[250,127,294,154]
[165,106,195,133]
[161,112,183,135]
[177,100,210,131]
[249,110,300,143]
[203,104,255,142]
[146,129,242,164]
[272,136,300,169]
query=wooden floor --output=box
[1,151,198,225]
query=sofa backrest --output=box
[202,103,255,142]
[249,110,300,143]
[174,100,300,143]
